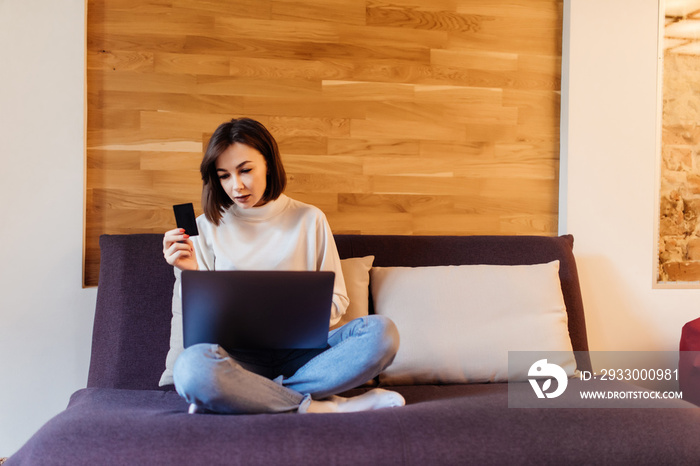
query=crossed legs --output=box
[173,315,404,414]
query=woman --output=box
[163,118,404,414]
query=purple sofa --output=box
[8,234,700,465]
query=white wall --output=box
[0,0,97,457]
[562,0,700,364]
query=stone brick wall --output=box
[658,51,700,283]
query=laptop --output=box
[180,270,335,351]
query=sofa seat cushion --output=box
[9,383,700,466]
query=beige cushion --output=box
[370,261,576,385]
[330,255,374,330]
[159,256,374,386]
[159,267,183,387]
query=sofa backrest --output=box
[88,234,174,390]
[88,234,591,390]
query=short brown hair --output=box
[200,118,287,225]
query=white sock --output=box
[304,389,405,413]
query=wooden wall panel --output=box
[85,0,563,286]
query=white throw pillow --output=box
[370,261,576,385]
[159,256,374,386]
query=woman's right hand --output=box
[163,228,199,271]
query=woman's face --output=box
[216,142,268,209]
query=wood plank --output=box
[328,138,421,157]
[196,75,322,97]
[412,214,502,235]
[337,23,448,50]
[285,191,339,212]
[96,90,245,114]
[242,96,367,119]
[87,50,154,72]
[266,116,350,138]
[152,170,203,192]
[86,168,154,190]
[170,0,272,19]
[451,194,556,216]
[365,100,519,126]
[154,52,230,76]
[479,177,558,204]
[90,206,180,231]
[90,69,197,94]
[498,214,558,235]
[362,155,557,179]
[414,84,503,104]
[272,0,366,25]
[366,1,488,33]
[322,80,415,101]
[494,141,559,160]
[139,152,203,171]
[327,212,414,234]
[214,17,340,43]
[87,128,205,149]
[98,11,215,36]
[90,187,203,212]
[276,136,328,155]
[372,175,483,196]
[338,193,455,214]
[446,18,561,56]
[186,35,431,62]
[87,109,140,131]
[86,149,141,170]
[139,111,243,135]
[87,31,187,53]
[464,124,519,142]
[419,140,494,158]
[284,155,364,175]
[456,0,562,20]
[229,57,353,81]
[350,118,467,142]
[287,173,371,193]
[430,48,518,71]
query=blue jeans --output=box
[173,315,399,414]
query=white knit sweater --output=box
[192,194,348,326]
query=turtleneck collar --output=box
[228,194,289,222]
